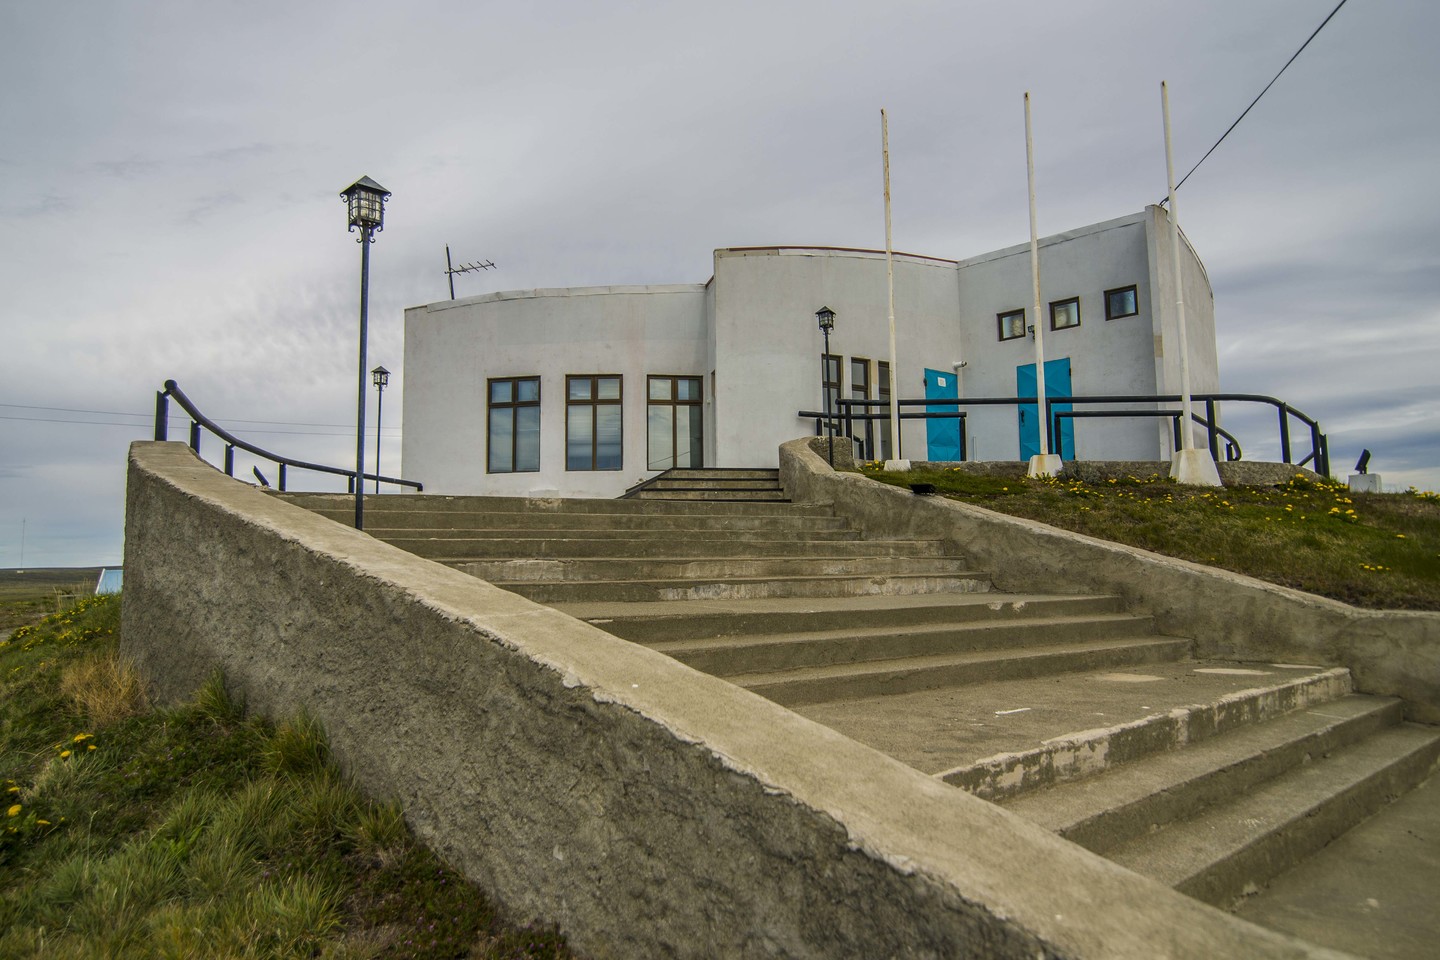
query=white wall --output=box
[711,248,960,468]
[402,284,707,497]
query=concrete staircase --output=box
[621,467,789,502]
[280,485,1440,955]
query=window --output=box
[998,309,1026,341]
[1050,297,1080,331]
[647,375,703,470]
[566,375,622,470]
[1105,285,1138,320]
[877,360,893,460]
[487,377,540,473]
[850,357,872,460]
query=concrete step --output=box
[650,613,1158,677]
[642,478,786,491]
[392,536,946,561]
[935,667,1355,800]
[557,593,1131,644]
[492,572,993,604]
[1233,770,1440,960]
[647,468,779,481]
[1103,722,1440,908]
[361,512,859,534]
[730,636,1191,708]
[1001,694,1406,853]
[452,555,966,583]
[627,488,790,502]
[275,492,833,518]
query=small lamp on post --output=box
[371,365,390,494]
[340,175,391,531]
[816,306,837,466]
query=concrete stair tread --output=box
[494,572,992,603]
[1103,722,1440,904]
[729,636,1188,688]
[1001,694,1405,847]
[790,662,1347,786]
[553,592,1118,621]
[649,612,1156,658]
[459,556,972,583]
[414,541,944,561]
[562,593,1130,643]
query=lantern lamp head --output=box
[372,365,391,389]
[815,306,836,333]
[341,176,391,233]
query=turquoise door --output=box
[1017,358,1073,459]
[924,368,962,461]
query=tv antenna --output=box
[445,244,496,299]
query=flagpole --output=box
[1025,92,1060,477]
[881,108,905,468]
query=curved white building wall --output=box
[403,285,707,498]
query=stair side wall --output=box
[781,438,1440,724]
[120,440,1332,960]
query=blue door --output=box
[1017,358,1073,459]
[924,368,962,461]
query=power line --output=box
[1165,0,1351,200]
[0,414,399,438]
[0,401,375,430]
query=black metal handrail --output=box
[803,391,1328,476]
[153,380,423,493]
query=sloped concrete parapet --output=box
[780,438,1440,724]
[120,442,1344,959]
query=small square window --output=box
[997,309,1026,341]
[1105,285,1138,320]
[1050,297,1080,331]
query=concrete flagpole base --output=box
[1026,454,1063,478]
[883,459,912,472]
[1171,448,1223,487]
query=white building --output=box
[402,205,1217,498]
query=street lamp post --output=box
[816,306,836,466]
[371,365,390,494]
[340,176,391,531]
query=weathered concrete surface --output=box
[782,438,1440,724]
[122,442,1346,959]
[1235,771,1440,960]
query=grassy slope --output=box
[1,595,576,960]
[858,467,1440,611]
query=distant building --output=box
[401,205,1217,497]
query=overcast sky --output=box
[2,0,1436,568]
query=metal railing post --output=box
[1205,398,1219,461]
[154,391,169,441]
[278,464,287,492]
[1279,407,1292,464]
[189,421,201,454]
[224,444,235,476]
[959,415,968,462]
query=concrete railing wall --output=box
[119,442,1338,959]
[781,438,1440,724]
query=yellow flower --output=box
[5,786,17,794]
[6,805,20,817]
[35,819,50,826]
[59,750,71,759]
[1396,534,1406,539]
[87,744,96,751]
[73,733,92,743]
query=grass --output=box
[0,568,104,631]
[856,466,1440,611]
[0,594,577,959]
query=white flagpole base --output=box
[883,459,912,472]
[1027,454,1063,478]
[1170,449,1223,487]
